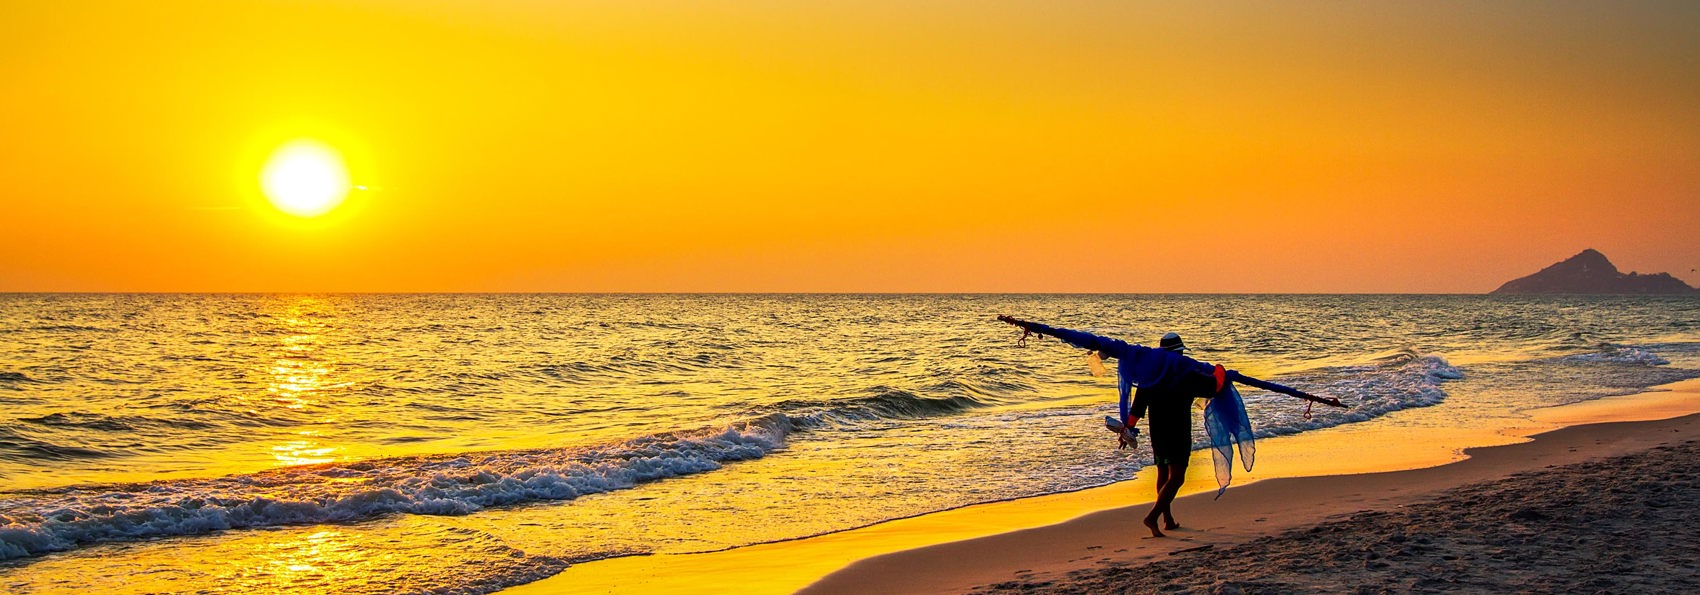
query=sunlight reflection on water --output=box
[260,299,346,466]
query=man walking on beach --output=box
[997,316,1222,537]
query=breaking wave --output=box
[1230,351,1462,440]
[1550,344,1670,366]
[775,387,993,423]
[0,415,797,560]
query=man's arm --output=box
[996,315,1132,358]
[1124,386,1148,428]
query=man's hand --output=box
[1110,420,1139,450]
[996,314,1027,327]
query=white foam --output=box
[1554,345,1670,366]
[0,415,794,560]
[1234,353,1462,439]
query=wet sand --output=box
[508,379,1700,594]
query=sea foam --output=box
[1234,351,1462,439]
[0,415,794,560]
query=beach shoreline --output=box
[963,432,1700,593]
[506,378,1700,594]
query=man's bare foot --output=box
[1142,513,1165,538]
[1163,513,1179,530]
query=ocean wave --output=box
[925,376,1035,398]
[1551,344,1670,366]
[0,415,796,561]
[24,324,113,333]
[19,411,213,433]
[0,428,118,462]
[526,354,749,385]
[774,387,992,423]
[0,371,37,384]
[1231,351,1462,440]
[1480,342,1700,406]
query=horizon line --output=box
[0,290,1660,297]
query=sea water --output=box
[2,294,1697,593]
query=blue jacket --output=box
[1019,322,1216,424]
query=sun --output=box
[260,140,351,217]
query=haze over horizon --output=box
[4,1,1698,293]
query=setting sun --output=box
[260,140,351,218]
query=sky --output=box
[3,1,1697,292]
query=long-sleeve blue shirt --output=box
[1020,322,1216,423]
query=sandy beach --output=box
[967,436,1700,594]
[802,379,1700,594]
[506,379,1700,594]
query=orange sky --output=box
[3,1,1697,292]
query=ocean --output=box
[2,294,1698,593]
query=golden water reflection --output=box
[1,515,558,595]
[256,530,350,583]
[272,432,339,466]
[261,297,346,467]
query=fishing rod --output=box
[996,314,1346,410]
[1227,372,1344,409]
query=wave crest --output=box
[0,415,796,561]
[776,387,991,423]
[0,371,37,384]
[1553,344,1670,366]
[1234,352,1462,439]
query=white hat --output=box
[1159,332,1187,353]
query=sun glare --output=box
[261,140,351,217]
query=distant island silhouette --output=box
[1492,249,1697,294]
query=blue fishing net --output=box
[1202,382,1255,499]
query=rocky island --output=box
[1492,249,1697,294]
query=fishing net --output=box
[1202,381,1255,499]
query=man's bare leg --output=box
[1144,465,1172,537]
[1161,464,1186,530]
[1143,464,1187,536]
[1143,464,1186,537]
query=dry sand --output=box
[969,434,1700,594]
